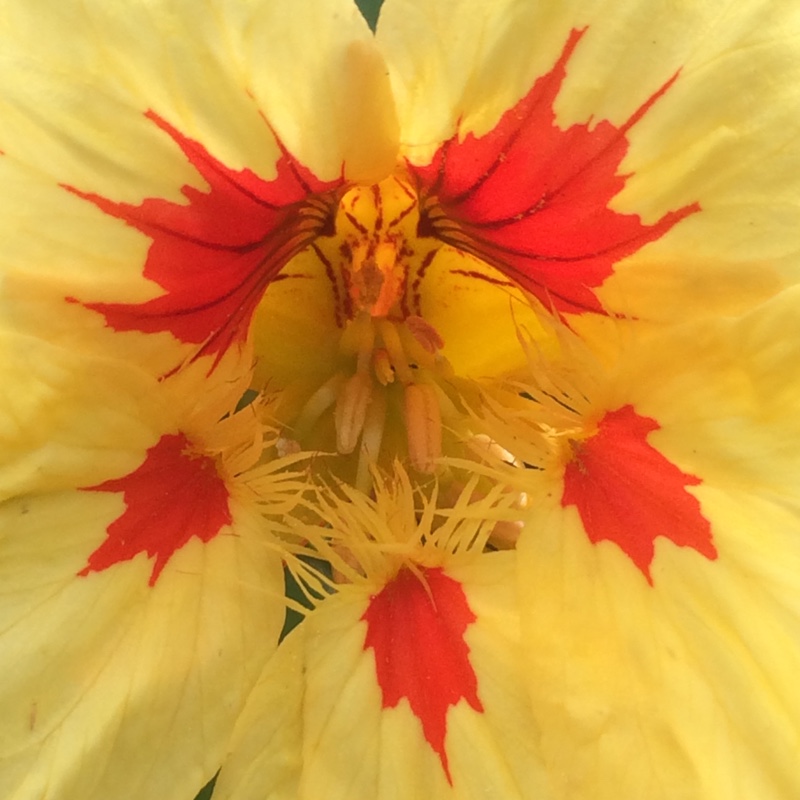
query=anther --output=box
[404,382,442,473]
[335,372,374,454]
[377,319,414,383]
[373,348,395,385]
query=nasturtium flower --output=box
[2,0,800,799]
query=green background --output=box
[356,0,384,30]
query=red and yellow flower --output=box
[2,1,800,798]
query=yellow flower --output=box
[1,1,800,799]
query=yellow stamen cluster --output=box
[272,463,519,597]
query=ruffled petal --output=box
[216,553,553,800]
[0,337,286,800]
[0,0,397,373]
[515,288,800,798]
[378,0,800,321]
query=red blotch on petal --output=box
[362,567,483,784]
[78,432,232,586]
[66,112,341,365]
[410,29,699,316]
[562,405,717,582]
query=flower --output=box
[2,1,800,799]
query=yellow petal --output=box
[377,0,584,164]
[418,247,545,379]
[379,0,800,321]
[0,332,167,501]
[515,287,800,798]
[0,0,398,374]
[0,0,393,186]
[217,553,553,800]
[244,0,398,184]
[519,491,800,800]
[0,336,286,799]
[0,490,284,800]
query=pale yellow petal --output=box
[244,0,398,183]
[0,0,398,373]
[379,0,800,320]
[0,0,395,186]
[516,287,800,798]
[213,624,306,800]
[377,0,583,163]
[0,336,285,799]
[604,286,800,499]
[0,332,167,501]
[0,491,284,800]
[519,491,800,800]
[218,554,554,800]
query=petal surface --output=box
[216,554,553,800]
[405,30,697,316]
[378,0,800,320]
[0,337,285,800]
[0,0,397,371]
[516,288,800,798]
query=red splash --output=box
[362,567,483,784]
[409,29,699,316]
[78,432,232,586]
[562,405,717,582]
[66,112,340,364]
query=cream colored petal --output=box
[519,490,800,800]
[604,286,800,500]
[0,0,397,372]
[0,332,167,501]
[516,287,800,798]
[213,623,306,800]
[0,0,395,187]
[0,336,285,799]
[218,554,554,800]
[379,0,800,319]
[377,0,585,162]
[244,0,398,183]
[0,492,284,800]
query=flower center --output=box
[257,174,460,488]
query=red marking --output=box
[78,433,232,585]
[562,405,717,582]
[409,29,699,316]
[362,567,483,784]
[65,112,340,364]
[449,269,517,289]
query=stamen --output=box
[372,348,395,385]
[356,390,387,493]
[377,319,414,383]
[269,177,457,478]
[404,382,443,473]
[294,373,346,436]
[335,371,374,455]
[488,520,524,549]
